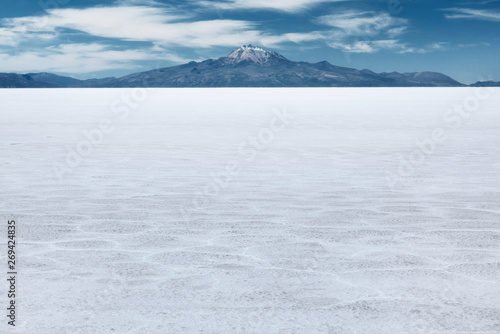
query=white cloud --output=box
[1,5,320,49]
[328,40,375,53]
[317,11,408,36]
[259,31,327,46]
[0,26,57,47]
[3,6,188,38]
[429,42,448,50]
[458,42,491,48]
[116,0,164,5]
[197,0,347,13]
[387,26,407,38]
[0,43,183,73]
[327,39,421,54]
[317,10,414,54]
[444,8,500,21]
[0,28,19,46]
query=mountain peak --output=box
[222,44,288,65]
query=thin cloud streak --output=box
[197,0,348,13]
[444,8,500,21]
[327,39,424,54]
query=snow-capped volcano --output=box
[221,44,289,65]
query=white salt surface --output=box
[1,88,499,333]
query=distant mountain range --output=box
[0,45,498,88]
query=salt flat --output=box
[1,88,499,333]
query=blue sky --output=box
[0,0,498,84]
